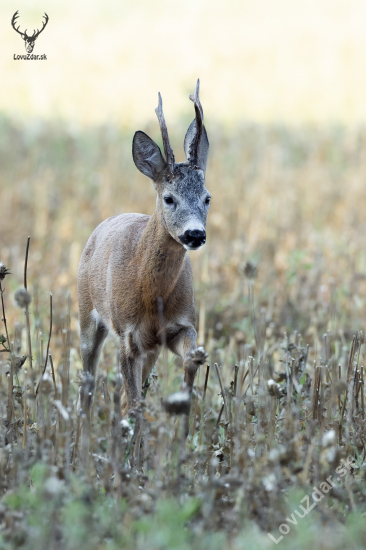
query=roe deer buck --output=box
[77,80,210,437]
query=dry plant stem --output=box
[49,354,57,394]
[35,293,53,396]
[347,336,356,379]
[319,367,324,433]
[243,363,259,397]
[361,366,364,420]
[268,396,276,445]
[312,365,319,421]
[72,417,81,470]
[103,377,111,428]
[233,365,240,430]
[215,363,229,423]
[0,282,14,425]
[24,237,33,371]
[199,365,210,447]
[216,403,224,427]
[22,237,31,441]
[285,360,294,435]
[191,368,201,440]
[7,352,14,425]
[345,369,356,444]
[337,364,341,412]
[24,236,30,290]
[356,332,362,367]
[203,364,210,401]
[339,337,357,442]
[249,356,254,395]
[233,364,239,396]
[0,282,11,357]
[22,381,27,449]
[240,368,249,392]
[61,297,71,407]
[353,367,359,416]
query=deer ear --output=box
[184,121,209,173]
[133,131,167,181]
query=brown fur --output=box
[77,208,198,417]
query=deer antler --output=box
[11,11,26,39]
[11,11,49,41]
[32,13,49,40]
[187,79,204,168]
[155,93,175,175]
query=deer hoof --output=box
[189,346,208,365]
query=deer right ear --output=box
[132,131,167,181]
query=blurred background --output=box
[1,0,366,358]
[3,0,366,125]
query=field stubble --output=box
[0,117,366,548]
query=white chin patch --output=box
[183,244,202,251]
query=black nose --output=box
[179,229,206,249]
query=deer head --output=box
[133,80,210,251]
[11,11,49,53]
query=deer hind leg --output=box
[120,348,160,416]
[142,348,160,389]
[119,346,143,417]
[78,308,109,420]
[119,343,145,465]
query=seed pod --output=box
[14,288,32,309]
[0,263,11,281]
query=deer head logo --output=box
[11,11,49,54]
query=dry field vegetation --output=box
[0,116,366,549]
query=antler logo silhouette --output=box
[11,11,49,53]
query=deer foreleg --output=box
[168,327,207,392]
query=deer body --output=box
[77,81,210,427]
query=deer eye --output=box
[164,196,174,205]
[205,196,211,205]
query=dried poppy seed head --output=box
[7,354,27,374]
[243,261,257,280]
[162,390,191,415]
[14,288,32,309]
[0,263,11,281]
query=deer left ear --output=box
[184,121,209,173]
[132,131,167,182]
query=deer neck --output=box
[136,209,186,303]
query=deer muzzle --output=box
[178,229,206,250]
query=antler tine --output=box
[33,13,49,39]
[155,92,175,175]
[11,11,25,37]
[189,79,204,123]
[188,79,204,167]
